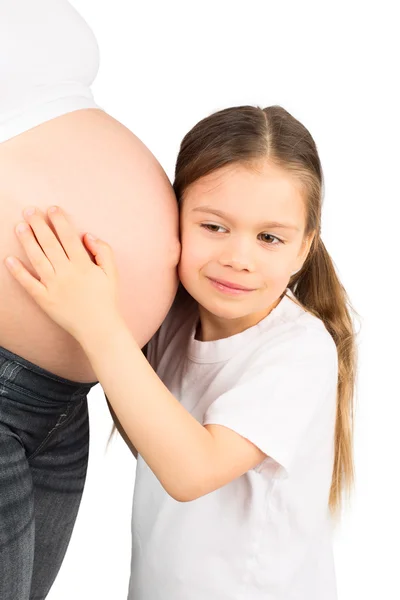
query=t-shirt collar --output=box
[187,288,297,363]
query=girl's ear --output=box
[292,232,316,275]
[301,231,316,261]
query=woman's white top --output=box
[0,0,100,143]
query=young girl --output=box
[5,105,357,599]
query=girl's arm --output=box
[105,341,148,460]
[80,318,266,502]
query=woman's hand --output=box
[4,206,123,343]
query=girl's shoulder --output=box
[252,311,338,384]
[278,290,337,347]
[237,291,338,381]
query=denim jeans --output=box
[0,345,97,599]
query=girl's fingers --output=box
[15,222,55,281]
[5,256,47,301]
[22,207,69,271]
[84,234,117,282]
[47,207,92,264]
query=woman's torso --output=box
[0,109,180,382]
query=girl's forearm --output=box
[79,318,214,501]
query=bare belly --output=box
[0,109,180,382]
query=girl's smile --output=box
[206,276,256,295]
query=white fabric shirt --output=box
[0,1,100,142]
[129,288,338,600]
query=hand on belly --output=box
[5,205,126,343]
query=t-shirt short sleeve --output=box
[202,325,338,477]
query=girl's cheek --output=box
[181,238,208,264]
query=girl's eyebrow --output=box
[191,206,300,231]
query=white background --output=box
[47,1,399,598]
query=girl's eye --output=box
[259,233,284,245]
[201,223,227,233]
[201,224,284,246]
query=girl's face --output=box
[178,162,314,340]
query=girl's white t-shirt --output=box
[128,288,339,600]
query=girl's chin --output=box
[199,299,253,320]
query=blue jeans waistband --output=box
[0,345,97,403]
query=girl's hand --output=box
[4,206,122,343]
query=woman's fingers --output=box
[14,221,55,281]
[47,206,92,264]
[22,207,69,271]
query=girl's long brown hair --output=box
[172,105,358,516]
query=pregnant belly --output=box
[0,109,180,382]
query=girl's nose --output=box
[218,237,256,272]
